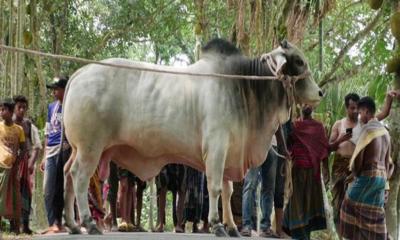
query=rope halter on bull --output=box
[259,51,311,203]
[260,51,311,111]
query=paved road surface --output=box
[34,232,278,239]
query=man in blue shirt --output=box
[40,76,70,234]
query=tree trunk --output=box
[0,0,6,95]
[30,0,47,127]
[318,0,323,72]
[15,0,25,96]
[387,103,400,240]
[386,1,400,239]
[7,0,14,97]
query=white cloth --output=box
[31,124,42,150]
[350,122,362,144]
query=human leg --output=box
[240,167,260,237]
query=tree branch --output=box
[319,8,383,87]
[319,63,366,87]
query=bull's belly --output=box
[100,144,205,181]
[99,143,255,182]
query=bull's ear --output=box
[280,39,289,49]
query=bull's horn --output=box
[280,39,289,49]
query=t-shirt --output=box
[0,121,25,159]
[45,101,62,146]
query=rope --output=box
[1,44,283,81]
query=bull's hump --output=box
[201,38,242,57]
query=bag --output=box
[0,143,15,169]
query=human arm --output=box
[386,137,394,179]
[40,107,51,172]
[40,138,47,172]
[376,91,397,121]
[28,124,42,174]
[328,121,352,152]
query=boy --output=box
[0,98,25,234]
[13,95,42,234]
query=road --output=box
[33,232,277,239]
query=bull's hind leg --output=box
[205,149,229,237]
[70,148,103,234]
[63,148,82,234]
[221,180,240,237]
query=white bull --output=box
[63,39,323,237]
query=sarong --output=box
[156,164,186,193]
[283,167,326,238]
[19,152,31,221]
[331,154,351,225]
[0,163,21,220]
[183,167,204,223]
[340,170,387,240]
[89,169,105,221]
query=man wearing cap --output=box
[40,76,70,234]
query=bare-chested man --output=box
[329,91,398,232]
[339,96,392,240]
[329,93,360,228]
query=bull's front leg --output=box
[221,180,241,237]
[205,146,230,237]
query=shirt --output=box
[45,101,62,146]
[0,121,25,167]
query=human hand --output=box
[283,149,291,161]
[344,174,354,186]
[387,90,400,99]
[28,163,35,175]
[40,158,46,172]
[338,132,352,143]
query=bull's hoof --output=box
[227,227,241,237]
[87,224,102,235]
[68,226,82,235]
[213,223,229,237]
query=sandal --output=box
[240,226,252,237]
[127,223,135,232]
[118,222,128,232]
[259,228,280,238]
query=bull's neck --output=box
[238,58,289,128]
[241,58,271,76]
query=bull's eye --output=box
[295,58,304,67]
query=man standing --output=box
[40,76,70,234]
[329,93,360,228]
[13,95,42,234]
[283,105,329,240]
[329,92,397,232]
[240,126,288,238]
[340,96,392,240]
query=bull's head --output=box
[261,40,323,106]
